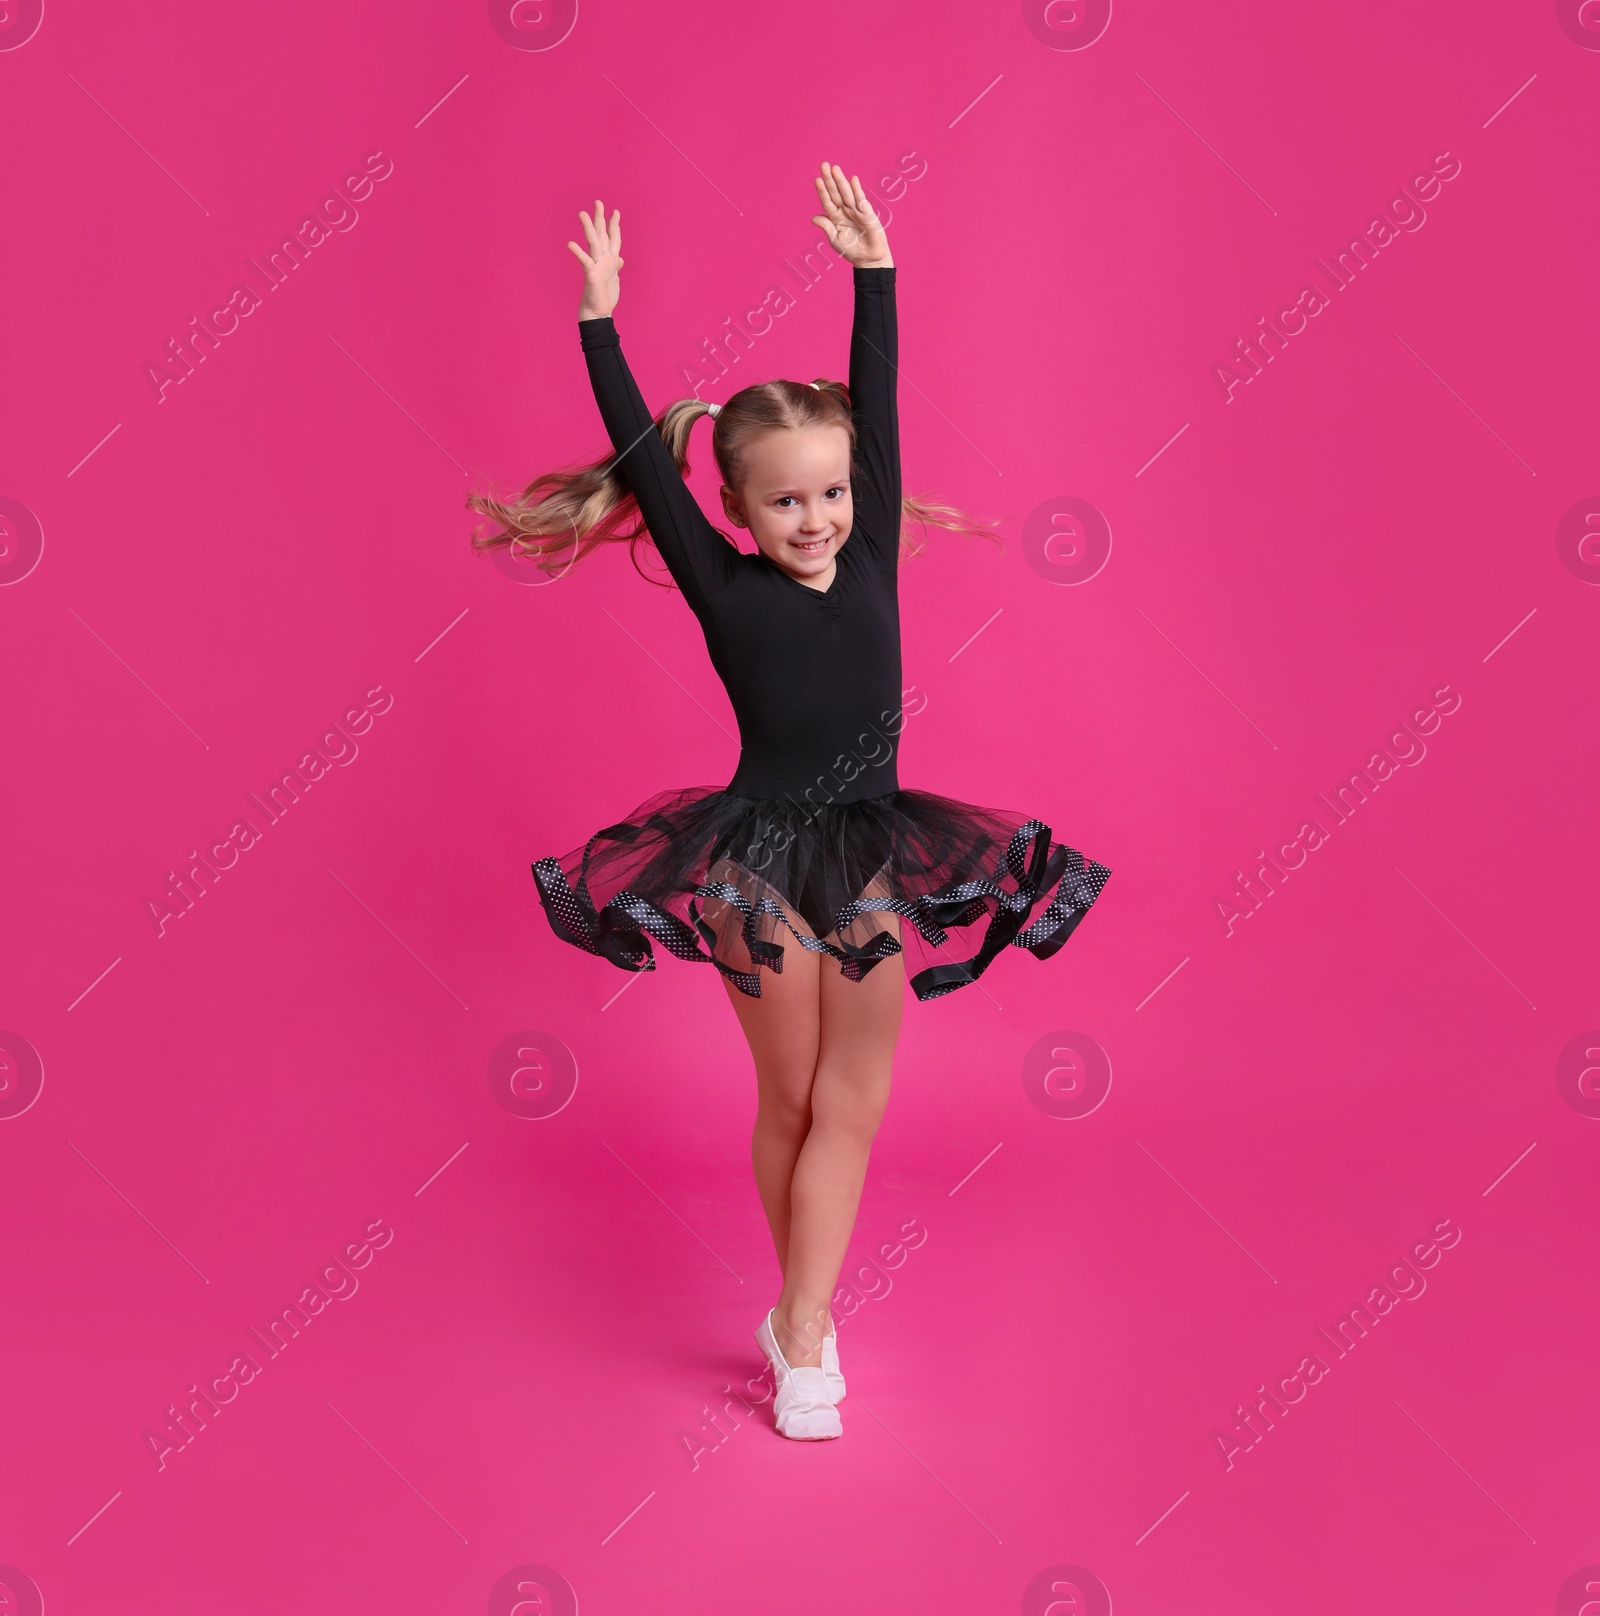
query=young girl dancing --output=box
[472,162,1111,1441]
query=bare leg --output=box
[713,866,905,1372]
[719,945,821,1275]
[773,932,904,1368]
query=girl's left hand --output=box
[811,162,893,268]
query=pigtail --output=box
[471,372,1000,581]
[898,494,1005,561]
[468,397,718,585]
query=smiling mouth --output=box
[793,536,831,555]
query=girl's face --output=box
[719,425,853,585]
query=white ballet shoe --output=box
[822,1319,846,1402]
[756,1309,842,1440]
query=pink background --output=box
[3,1,1598,1612]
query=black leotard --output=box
[578,266,903,809]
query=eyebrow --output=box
[765,478,851,496]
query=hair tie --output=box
[706,402,721,417]
[809,381,821,390]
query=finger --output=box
[811,215,836,245]
[842,171,870,226]
[813,173,840,220]
[821,160,846,213]
[608,206,622,251]
[577,208,598,250]
[822,161,847,211]
[567,240,595,269]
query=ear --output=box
[719,485,747,527]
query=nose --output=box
[798,502,831,533]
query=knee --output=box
[757,1072,814,1136]
[810,1061,891,1144]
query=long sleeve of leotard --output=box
[846,266,902,576]
[579,316,740,615]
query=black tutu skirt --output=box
[532,786,1111,1002]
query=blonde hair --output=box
[468,376,1001,583]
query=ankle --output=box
[774,1299,829,1366]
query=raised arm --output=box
[811,163,900,575]
[846,267,900,571]
[568,201,737,614]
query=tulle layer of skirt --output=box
[531,786,1111,1002]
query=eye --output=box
[824,486,846,500]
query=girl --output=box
[472,162,1111,1440]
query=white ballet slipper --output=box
[822,1318,846,1402]
[755,1309,842,1440]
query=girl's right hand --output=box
[569,199,623,321]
